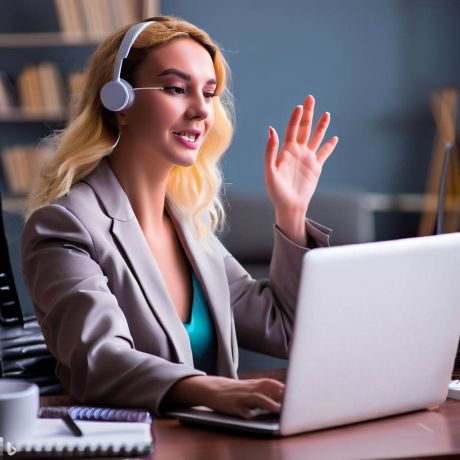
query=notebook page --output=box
[16,419,152,456]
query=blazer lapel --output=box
[84,160,193,365]
[111,219,194,365]
[165,201,234,375]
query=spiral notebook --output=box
[39,405,153,423]
[13,418,153,458]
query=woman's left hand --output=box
[265,95,338,245]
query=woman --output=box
[21,16,338,418]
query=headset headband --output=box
[112,20,154,81]
[100,20,155,112]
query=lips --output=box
[172,130,201,143]
[172,129,202,149]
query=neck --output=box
[108,135,172,235]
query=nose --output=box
[185,92,210,120]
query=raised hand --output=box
[265,95,338,245]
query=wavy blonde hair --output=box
[28,15,234,240]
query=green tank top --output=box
[183,272,217,374]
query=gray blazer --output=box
[21,159,330,414]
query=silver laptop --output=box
[167,233,460,436]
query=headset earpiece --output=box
[100,21,155,112]
[100,79,134,112]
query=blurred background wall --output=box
[162,0,460,194]
[1,0,460,239]
[162,0,460,240]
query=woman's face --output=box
[119,38,217,169]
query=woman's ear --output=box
[116,111,127,127]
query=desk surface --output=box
[153,400,460,460]
[41,373,460,460]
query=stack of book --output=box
[1,145,52,195]
[0,66,86,120]
[55,0,159,39]
[0,66,87,195]
[16,63,66,118]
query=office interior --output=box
[1,1,459,375]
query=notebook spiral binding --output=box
[38,405,153,423]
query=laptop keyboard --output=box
[249,408,280,422]
[448,380,460,400]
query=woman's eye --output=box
[164,86,185,95]
[204,91,216,100]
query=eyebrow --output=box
[157,68,216,85]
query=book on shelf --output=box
[109,0,137,31]
[17,65,39,115]
[54,0,86,39]
[142,0,159,18]
[38,63,66,114]
[1,145,52,195]
[80,0,106,38]
[54,0,160,39]
[0,64,82,120]
[15,63,67,118]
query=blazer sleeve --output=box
[218,219,331,359]
[21,204,204,415]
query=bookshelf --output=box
[0,32,101,48]
[0,0,159,211]
[0,109,68,123]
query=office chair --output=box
[0,191,62,395]
[220,191,375,279]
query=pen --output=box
[62,414,83,437]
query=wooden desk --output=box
[41,381,460,460]
[149,399,460,460]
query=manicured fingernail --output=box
[333,136,339,141]
[268,126,273,138]
[325,112,330,117]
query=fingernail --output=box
[268,126,274,138]
[333,136,339,141]
[325,112,330,117]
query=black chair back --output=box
[0,192,62,394]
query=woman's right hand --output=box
[162,375,284,419]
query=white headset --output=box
[100,20,155,112]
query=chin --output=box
[173,150,199,168]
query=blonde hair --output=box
[28,15,234,240]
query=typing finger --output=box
[256,379,285,402]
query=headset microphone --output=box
[100,21,155,112]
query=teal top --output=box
[183,272,217,374]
